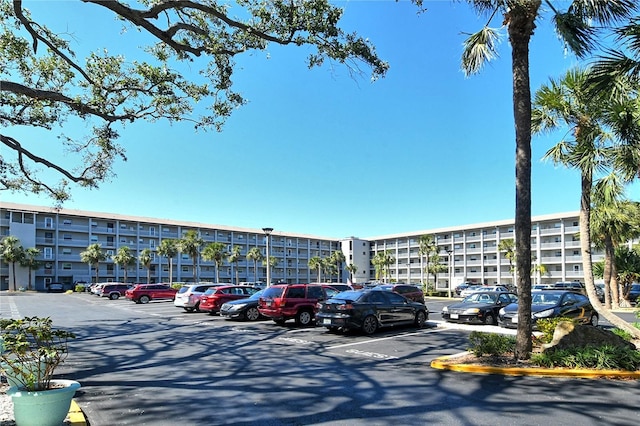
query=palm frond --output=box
[461,26,501,76]
[553,12,598,58]
[568,0,637,24]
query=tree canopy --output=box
[0,0,387,202]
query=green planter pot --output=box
[8,379,81,426]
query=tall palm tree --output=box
[80,243,107,284]
[112,246,136,283]
[0,236,24,291]
[372,250,395,283]
[246,247,264,283]
[139,248,153,284]
[262,256,278,283]
[533,67,640,337]
[330,250,346,282]
[309,256,323,282]
[178,230,204,282]
[202,242,228,283]
[418,235,436,286]
[346,263,358,285]
[458,0,637,359]
[426,251,446,289]
[19,247,41,290]
[321,257,336,282]
[228,245,243,285]
[156,239,178,285]
[590,178,640,308]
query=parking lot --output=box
[2,292,640,425]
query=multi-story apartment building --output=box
[1,203,605,292]
[0,203,340,291]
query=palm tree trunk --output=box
[508,2,539,359]
[603,235,615,308]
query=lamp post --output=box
[446,248,453,298]
[262,227,273,287]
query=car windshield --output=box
[246,290,265,300]
[532,293,561,305]
[463,293,497,303]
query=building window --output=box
[44,217,53,228]
[63,219,72,225]
[45,232,53,243]
[182,266,189,273]
[62,263,72,270]
[149,226,155,236]
[63,234,72,240]
[44,247,53,259]
[62,248,72,255]
[90,235,98,242]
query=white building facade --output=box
[1,203,604,292]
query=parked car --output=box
[199,285,260,315]
[125,283,178,304]
[454,284,470,296]
[442,291,517,325]
[314,283,353,292]
[220,289,266,321]
[173,283,223,312]
[316,289,429,335]
[98,283,132,300]
[47,282,64,293]
[90,283,106,295]
[258,284,339,326]
[459,285,483,298]
[627,283,640,305]
[498,290,598,329]
[372,284,425,304]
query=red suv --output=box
[372,284,425,304]
[125,284,178,304]
[258,284,339,326]
[199,285,260,315]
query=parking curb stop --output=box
[66,400,87,426]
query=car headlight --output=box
[227,304,244,311]
[533,308,555,319]
[463,308,480,314]
[499,308,505,316]
[442,306,448,313]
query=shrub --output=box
[468,331,516,357]
[535,317,575,344]
[612,328,634,342]
[531,345,640,371]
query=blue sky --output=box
[6,1,639,239]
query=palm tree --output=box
[19,247,41,290]
[372,250,395,283]
[112,246,136,283]
[321,257,336,282]
[418,235,437,286]
[458,0,637,359]
[228,245,243,284]
[426,251,447,290]
[498,239,516,288]
[589,20,640,94]
[178,230,204,282]
[330,250,346,283]
[346,263,358,285]
[156,239,179,285]
[0,236,24,291]
[246,247,264,283]
[590,179,640,308]
[309,256,323,282]
[139,248,153,284]
[533,66,640,337]
[262,256,278,283]
[80,243,107,284]
[202,242,228,283]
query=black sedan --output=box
[219,289,265,321]
[498,290,599,329]
[316,290,429,335]
[442,291,518,325]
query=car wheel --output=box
[361,315,378,335]
[296,310,313,326]
[414,310,427,328]
[109,293,119,300]
[589,313,599,326]
[484,312,497,325]
[184,307,195,313]
[245,307,260,321]
[139,295,150,304]
[194,302,201,313]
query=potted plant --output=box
[0,316,80,426]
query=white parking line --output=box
[327,328,440,350]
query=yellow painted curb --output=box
[66,399,87,426]
[431,353,640,379]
